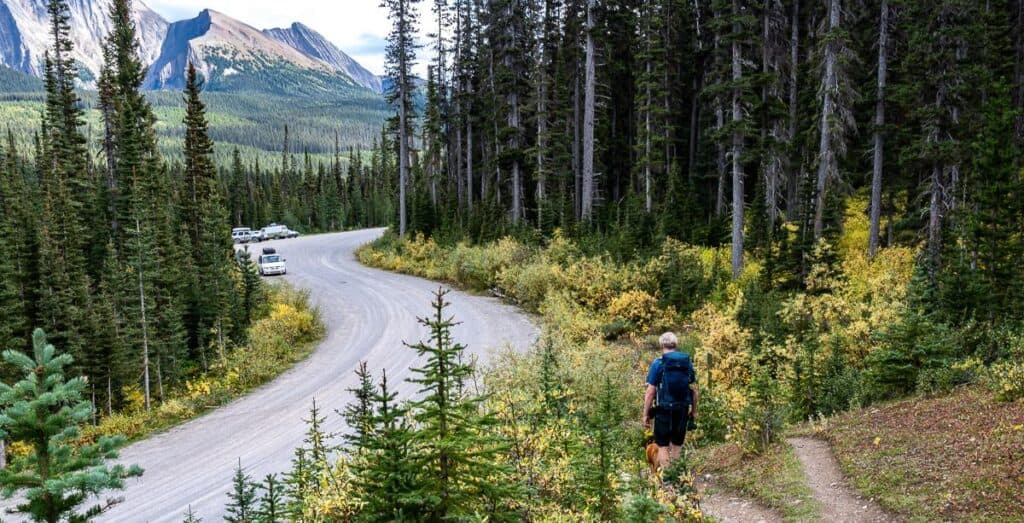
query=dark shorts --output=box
[653,408,688,447]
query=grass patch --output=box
[809,386,1024,522]
[698,442,821,522]
[80,283,325,444]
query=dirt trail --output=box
[699,483,781,523]
[787,437,892,523]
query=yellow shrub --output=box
[540,290,605,345]
[497,255,566,311]
[989,360,1024,402]
[605,290,675,334]
[691,303,752,399]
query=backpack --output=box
[657,352,692,412]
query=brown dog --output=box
[645,442,660,477]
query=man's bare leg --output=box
[657,445,671,470]
[668,444,682,463]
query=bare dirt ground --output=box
[787,437,893,523]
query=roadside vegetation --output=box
[81,283,324,443]
[354,199,1024,520]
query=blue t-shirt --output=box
[647,351,696,405]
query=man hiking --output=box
[642,332,699,471]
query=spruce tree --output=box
[382,0,421,237]
[36,0,95,379]
[225,459,258,523]
[342,361,375,451]
[350,368,419,521]
[405,289,521,521]
[182,61,234,355]
[0,329,143,522]
[183,505,202,523]
[256,474,283,523]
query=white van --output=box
[261,224,288,240]
[258,247,286,276]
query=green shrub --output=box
[864,308,955,402]
[916,357,985,397]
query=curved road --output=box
[95,229,538,521]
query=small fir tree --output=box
[0,329,143,522]
[405,288,521,521]
[224,459,258,523]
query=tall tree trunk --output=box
[135,218,151,412]
[1014,0,1024,146]
[536,64,548,223]
[813,0,840,239]
[731,0,745,278]
[869,0,889,259]
[467,108,474,212]
[928,163,943,268]
[786,0,800,216]
[510,89,522,224]
[398,0,410,237]
[644,58,653,213]
[573,73,582,220]
[581,0,597,222]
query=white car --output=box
[232,228,253,244]
[258,248,286,276]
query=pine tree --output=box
[341,361,375,451]
[225,459,258,523]
[183,505,202,523]
[0,134,30,353]
[0,329,143,522]
[405,288,521,520]
[36,0,95,378]
[811,0,856,239]
[352,369,420,520]
[256,474,284,523]
[232,247,264,343]
[182,61,234,355]
[383,0,422,237]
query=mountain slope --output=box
[264,22,381,93]
[0,0,167,82]
[143,9,363,97]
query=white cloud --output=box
[145,0,435,77]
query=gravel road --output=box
[88,228,538,522]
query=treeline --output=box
[220,127,396,232]
[0,0,387,413]
[0,89,389,164]
[385,0,1024,326]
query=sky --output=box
[145,0,434,77]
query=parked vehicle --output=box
[249,229,265,242]
[261,224,288,240]
[258,247,287,276]
[232,227,253,244]
[283,228,300,239]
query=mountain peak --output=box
[263,22,382,93]
[0,0,168,81]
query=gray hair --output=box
[659,332,678,349]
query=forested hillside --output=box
[0,66,389,164]
[0,0,394,421]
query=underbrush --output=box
[82,284,324,443]
[359,225,1023,518]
